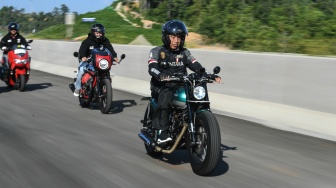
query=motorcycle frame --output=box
[149,77,212,148]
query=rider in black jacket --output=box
[0,22,31,70]
[74,23,118,96]
[148,20,221,143]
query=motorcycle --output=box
[139,66,222,176]
[1,40,33,91]
[73,45,125,114]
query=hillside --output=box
[29,2,228,50]
[29,5,162,46]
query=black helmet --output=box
[90,23,105,42]
[161,20,188,49]
[8,22,19,32]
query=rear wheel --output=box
[99,78,112,114]
[143,105,163,158]
[18,74,26,91]
[188,111,221,176]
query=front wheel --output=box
[188,111,221,176]
[18,74,26,91]
[99,78,112,114]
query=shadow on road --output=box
[211,144,237,176]
[0,82,52,93]
[154,143,236,176]
[110,100,137,114]
[69,83,137,114]
[26,83,53,91]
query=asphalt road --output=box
[0,70,335,188]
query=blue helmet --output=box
[161,20,188,49]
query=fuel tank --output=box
[172,87,187,108]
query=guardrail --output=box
[29,40,336,141]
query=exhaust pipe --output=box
[138,123,188,154]
[138,132,157,148]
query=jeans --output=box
[152,87,174,130]
[2,55,8,69]
[75,61,89,90]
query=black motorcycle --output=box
[139,66,222,176]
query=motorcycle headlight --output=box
[193,86,206,100]
[99,59,109,70]
[14,59,28,64]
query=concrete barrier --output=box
[29,40,336,141]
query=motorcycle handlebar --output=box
[160,76,182,82]
[160,74,217,83]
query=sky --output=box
[0,0,115,14]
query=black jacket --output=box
[148,46,203,87]
[0,33,29,54]
[78,33,117,60]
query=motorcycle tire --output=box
[99,78,112,114]
[18,74,26,92]
[143,106,163,158]
[188,111,221,176]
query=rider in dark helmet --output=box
[90,23,105,42]
[161,20,188,50]
[0,22,31,71]
[74,23,119,96]
[147,20,221,144]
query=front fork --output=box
[185,82,197,147]
[96,72,111,98]
[188,81,211,147]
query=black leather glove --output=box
[159,72,170,81]
[208,74,221,80]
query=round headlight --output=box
[193,86,206,100]
[99,59,109,70]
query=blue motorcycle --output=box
[139,66,222,176]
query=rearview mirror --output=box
[213,66,221,74]
[73,52,78,57]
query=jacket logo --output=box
[160,51,165,59]
[168,61,184,66]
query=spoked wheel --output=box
[18,74,26,92]
[142,105,163,158]
[188,111,221,176]
[99,78,112,114]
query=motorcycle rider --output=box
[147,20,221,143]
[74,23,119,96]
[0,22,31,75]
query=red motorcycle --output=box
[1,40,33,91]
[73,46,125,114]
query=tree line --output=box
[134,0,336,55]
[0,4,75,35]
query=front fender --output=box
[195,108,211,114]
[15,68,27,76]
